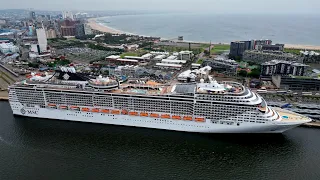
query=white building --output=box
[62,11,74,20]
[179,51,193,60]
[161,59,186,64]
[155,63,182,70]
[0,43,19,54]
[154,55,167,61]
[36,28,48,53]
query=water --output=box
[1,101,320,180]
[97,13,320,45]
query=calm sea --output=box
[1,101,320,179]
[97,13,320,45]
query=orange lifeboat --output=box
[121,110,128,115]
[195,117,205,122]
[172,115,181,120]
[140,112,149,117]
[92,108,100,113]
[111,110,120,115]
[101,109,110,113]
[59,105,68,110]
[48,103,56,106]
[129,112,138,116]
[150,113,159,118]
[161,114,170,119]
[183,116,193,121]
[70,106,80,111]
[81,107,90,112]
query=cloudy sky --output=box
[1,0,319,14]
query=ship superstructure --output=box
[8,67,311,133]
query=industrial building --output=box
[261,60,308,76]
[243,50,304,64]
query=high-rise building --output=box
[46,29,57,39]
[229,39,273,59]
[230,41,246,58]
[261,60,308,76]
[84,24,93,35]
[60,20,77,36]
[30,11,36,20]
[75,24,85,37]
[36,28,48,53]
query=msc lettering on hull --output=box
[20,108,38,115]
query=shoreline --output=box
[87,17,320,50]
[87,18,123,34]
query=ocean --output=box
[96,13,320,45]
[1,101,320,179]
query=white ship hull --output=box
[10,102,303,133]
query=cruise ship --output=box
[8,67,311,133]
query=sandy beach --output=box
[284,44,320,50]
[87,18,123,34]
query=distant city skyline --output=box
[1,0,320,14]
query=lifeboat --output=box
[101,109,110,113]
[70,106,80,111]
[150,113,159,118]
[195,117,205,122]
[121,110,128,115]
[92,108,100,113]
[161,114,170,119]
[183,116,193,121]
[172,115,181,120]
[81,107,90,112]
[111,110,120,115]
[140,112,149,117]
[129,112,138,116]
[59,105,68,110]
[48,104,57,109]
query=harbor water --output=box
[1,101,320,180]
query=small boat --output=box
[48,104,57,109]
[183,116,193,121]
[70,106,80,111]
[172,115,181,120]
[121,110,128,115]
[81,107,90,112]
[140,112,149,117]
[150,113,159,118]
[129,112,138,116]
[161,114,170,119]
[59,105,68,110]
[101,109,110,113]
[195,117,205,122]
[111,110,120,114]
[92,108,100,113]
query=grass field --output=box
[211,44,230,54]
[120,52,139,58]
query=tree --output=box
[238,70,248,77]
[248,68,261,78]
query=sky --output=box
[1,0,320,14]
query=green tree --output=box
[238,70,248,77]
